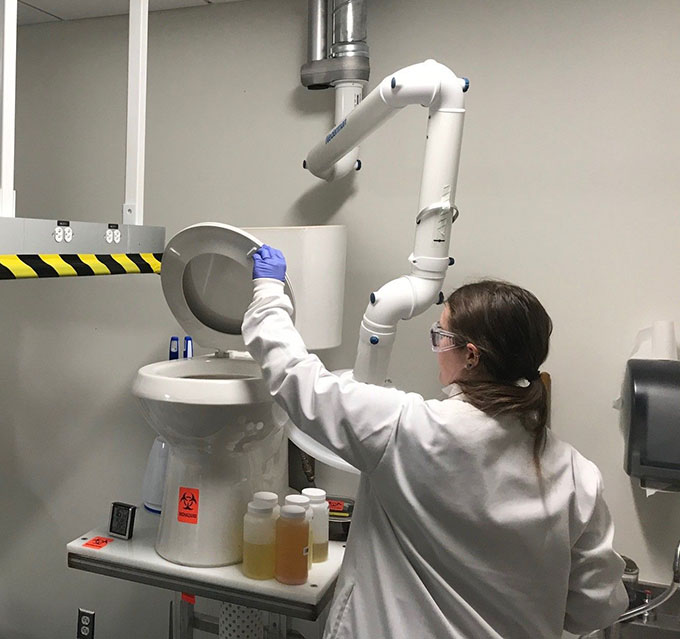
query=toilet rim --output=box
[133,356,272,405]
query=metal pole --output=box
[170,593,194,639]
[262,611,287,639]
[0,0,17,218]
[307,0,326,62]
[122,0,149,226]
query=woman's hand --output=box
[252,244,286,281]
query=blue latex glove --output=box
[252,244,287,281]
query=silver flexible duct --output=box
[301,0,369,88]
[331,0,369,58]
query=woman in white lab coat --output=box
[243,245,629,639]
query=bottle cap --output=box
[285,494,311,510]
[301,488,327,503]
[280,505,306,519]
[253,491,278,506]
[248,501,273,514]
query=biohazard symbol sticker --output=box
[83,536,114,549]
[177,487,199,524]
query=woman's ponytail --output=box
[445,281,553,473]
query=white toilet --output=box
[133,223,346,567]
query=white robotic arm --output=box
[305,59,468,385]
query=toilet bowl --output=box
[132,223,346,567]
[135,354,288,566]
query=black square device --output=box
[109,502,137,540]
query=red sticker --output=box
[178,487,199,524]
[83,536,114,549]
[181,593,196,605]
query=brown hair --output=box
[444,280,553,471]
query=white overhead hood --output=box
[3,0,250,279]
[0,1,178,278]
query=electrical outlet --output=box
[77,609,95,638]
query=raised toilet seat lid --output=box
[161,223,295,351]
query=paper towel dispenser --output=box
[623,359,680,490]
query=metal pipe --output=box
[580,541,680,637]
[616,582,678,623]
[617,539,680,623]
[300,0,369,89]
[331,0,368,58]
[307,0,326,63]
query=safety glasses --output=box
[430,321,463,353]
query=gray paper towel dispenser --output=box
[623,359,680,490]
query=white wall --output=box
[2,0,680,636]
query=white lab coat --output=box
[242,280,628,639]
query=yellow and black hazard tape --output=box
[0,253,163,280]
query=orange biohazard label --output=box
[83,536,114,550]
[177,487,199,524]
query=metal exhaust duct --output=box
[307,0,327,64]
[301,0,370,90]
[331,0,368,59]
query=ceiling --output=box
[18,0,243,25]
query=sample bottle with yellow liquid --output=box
[302,488,329,563]
[275,505,309,585]
[253,490,280,518]
[285,494,314,569]
[242,501,276,580]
